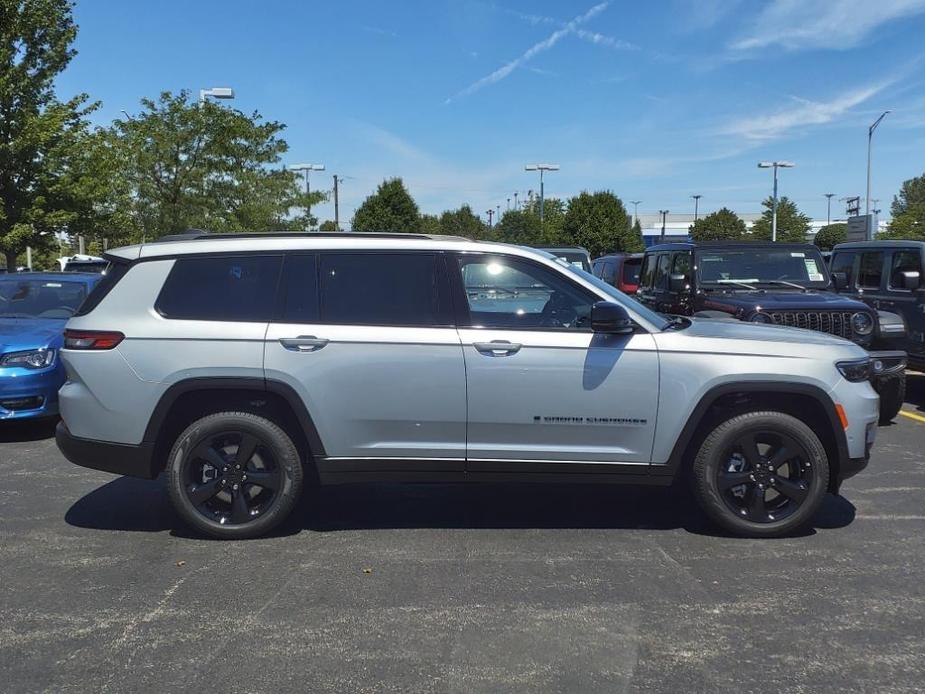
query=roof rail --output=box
[149,229,470,243]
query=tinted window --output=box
[591,260,603,278]
[457,256,593,330]
[639,254,655,289]
[654,254,670,289]
[601,260,616,283]
[75,262,125,317]
[622,257,641,286]
[281,254,319,322]
[320,253,443,326]
[156,255,282,321]
[889,250,923,290]
[830,252,855,287]
[672,252,691,277]
[0,279,88,319]
[858,252,884,289]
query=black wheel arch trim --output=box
[142,376,326,457]
[662,381,850,479]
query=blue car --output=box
[0,272,100,420]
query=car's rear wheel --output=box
[692,411,829,537]
[166,412,303,539]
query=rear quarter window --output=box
[74,262,128,317]
[156,255,283,321]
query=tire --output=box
[873,372,905,425]
[691,411,829,538]
[166,411,304,539]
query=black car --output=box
[830,240,924,372]
[637,241,907,423]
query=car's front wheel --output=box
[166,411,304,539]
[691,411,829,537]
[873,371,905,425]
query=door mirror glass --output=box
[831,271,848,290]
[668,273,687,292]
[901,270,921,290]
[591,301,634,334]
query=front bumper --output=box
[867,350,907,379]
[0,365,64,420]
[56,420,159,479]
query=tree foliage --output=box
[0,0,99,269]
[812,223,847,250]
[689,207,747,241]
[561,191,641,257]
[880,203,925,241]
[438,204,486,238]
[111,91,319,238]
[318,220,338,231]
[352,178,421,232]
[750,196,811,243]
[891,172,925,217]
[493,208,542,245]
[419,213,441,234]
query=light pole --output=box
[199,86,235,105]
[824,193,835,227]
[524,164,559,224]
[867,110,890,240]
[289,163,325,224]
[758,161,794,242]
[630,200,641,228]
[513,192,519,210]
[486,209,494,228]
[659,210,669,241]
[691,194,702,222]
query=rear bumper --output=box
[56,420,159,479]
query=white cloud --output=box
[721,82,892,140]
[448,2,611,102]
[573,29,636,50]
[732,0,925,51]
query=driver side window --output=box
[456,256,593,330]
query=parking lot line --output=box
[899,410,925,424]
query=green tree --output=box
[0,0,100,270]
[318,220,338,231]
[419,213,441,234]
[522,197,566,244]
[891,173,925,217]
[352,178,421,232]
[439,204,486,238]
[631,217,643,240]
[880,203,925,241]
[561,191,641,257]
[812,223,848,250]
[493,208,543,245]
[750,197,812,243]
[689,207,747,241]
[111,91,320,238]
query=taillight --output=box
[63,329,125,350]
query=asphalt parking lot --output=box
[1,376,924,694]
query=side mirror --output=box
[901,270,921,290]
[668,273,687,292]
[591,301,634,334]
[831,271,848,290]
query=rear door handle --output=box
[279,335,329,352]
[473,340,522,356]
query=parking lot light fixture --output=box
[758,161,794,242]
[659,210,669,241]
[524,164,559,224]
[691,194,702,222]
[867,111,890,239]
[824,193,835,226]
[199,86,235,105]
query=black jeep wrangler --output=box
[636,241,907,423]
[830,240,924,373]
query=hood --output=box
[678,316,856,348]
[701,289,869,313]
[0,318,66,353]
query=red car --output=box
[591,253,643,294]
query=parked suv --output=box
[591,253,643,294]
[57,232,879,539]
[636,241,906,423]
[829,240,924,373]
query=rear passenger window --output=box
[830,252,855,287]
[281,254,319,322]
[639,255,655,289]
[320,253,446,326]
[858,252,884,289]
[889,250,923,290]
[601,261,616,283]
[156,255,282,321]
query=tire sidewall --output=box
[166,412,303,539]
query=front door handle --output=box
[279,335,329,352]
[473,340,522,356]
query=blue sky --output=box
[57,0,925,227]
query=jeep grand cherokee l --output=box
[57,231,879,539]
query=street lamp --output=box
[824,193,835,227]
[757,161,795,242]
[199,86,235,105]
[289,163,326,223]
[866,110,890,240]
[659,210,669,241]
[524,164,559,224]
[691,194,702,222]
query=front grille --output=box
[0,396,44,412]
[767,311,855,339]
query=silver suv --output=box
[57,231,879,539]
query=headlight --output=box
[851,312,874,336]
[0,348,56,369]
[749,312,772,324]
[836,357,871,382]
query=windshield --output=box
[0,279,88,319]
[622,257,641,285]
[563,264,671,330]
[697,247,828,286]
[546,250,591,272]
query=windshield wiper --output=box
[714,279,762,291]
[766,280,809,292]
[662,315,688,331]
